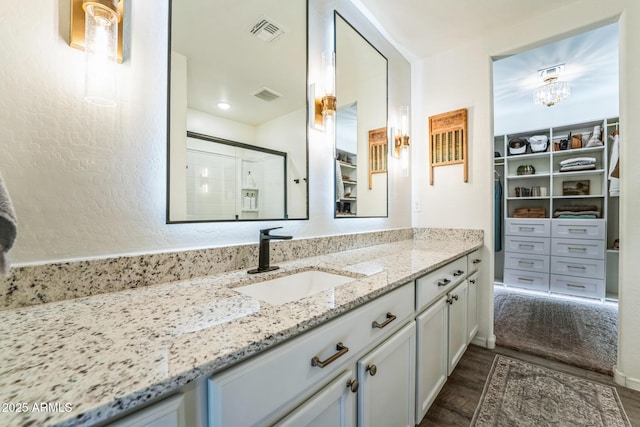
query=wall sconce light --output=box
[69,0,124,106]
[312,51,336,130]
[395,106,410,177]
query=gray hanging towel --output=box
[0,173,17,276]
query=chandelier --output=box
[534,64,570,107]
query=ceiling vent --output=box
[251,87,283,102]
[249,15,285,43]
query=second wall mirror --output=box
[334,12,388,218]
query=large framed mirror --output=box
[334,12,388,218]
[167,0,308,222]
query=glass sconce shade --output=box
[84,2,119,106]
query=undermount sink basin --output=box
[235,270,355,305]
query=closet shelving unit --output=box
[494,118,619,300]
[336,148,357,216]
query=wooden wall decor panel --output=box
[368,127,388,189]
[428,108,468,185]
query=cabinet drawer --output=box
[504,253,549,273]
[505,218,550,237]
[551,238,605,259]
[416,257,467,312]
[467,249,483,274]
[550,256,605,279]
[550,274,605,299]
[208,283,414,427]
[504,236,550,255]
[504,269,549,292]
[552,219,605,240]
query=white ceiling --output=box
[351,0,585,61]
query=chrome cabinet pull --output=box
[567,283,586,289]
[567,265,587,270]
[366,364,377,376]
[347,379,359,393]
[518,260,534,265]
[472,259,482,264]
[311,342,349,368]
[518,277,534,282]
[437,278,451,287]
[519,226,535,231]
[453,270,464,277]
[568,246,587,252]
[372,312,397,329]
[518,244,534,249]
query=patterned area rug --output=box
[494,287,617,374]
[471,355,631,426]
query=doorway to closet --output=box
[491,22,620,373]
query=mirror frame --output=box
[333,11,389,219]
[166,0,310,224]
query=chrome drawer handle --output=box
[311,342,349,368]
[518,244,534,248]
[472,259,482,264]
[372,312,397,329]
[437,278,451,287]
[518,277,534,282]
[518,260,534,265]
[453,270,464,277]
[519,226,535,231]
[568,228,587,233]
[568,247,587,251]
[567,283,587,289]
[567,265,587,270]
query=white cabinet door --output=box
[448,280,468,375]
[467,272,479,344]
[357,322,416,427]
[275,370,356,427]
[107,394,185,427]
[415,296,448,423]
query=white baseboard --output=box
[613,366,640,391]
[471,334,496,349]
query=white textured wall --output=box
[412,0,640,389]
[0,0,411,266]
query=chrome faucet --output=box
[248,227,293,274]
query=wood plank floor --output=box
[419,344,640,426]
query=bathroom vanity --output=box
[0,231,483,427]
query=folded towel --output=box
[0,173,17,276]
[559,157,596,166]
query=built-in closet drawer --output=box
[467,249,482,274]
[416,256,467,312]
[504,269,549,292]
[550,256,605,279]
[552,219,606,240]
[504,253,549,274]
[551,238,605,259]
[208,283,414,427]
[504,236,550,256]
[505,218,550,237]
[550,275,605,300]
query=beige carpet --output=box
[494,286,617,374]
[471,355,631,426]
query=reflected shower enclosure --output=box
[182,132,287,221]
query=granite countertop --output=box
[0,237,481,427]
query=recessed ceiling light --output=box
[217,102,231,110]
